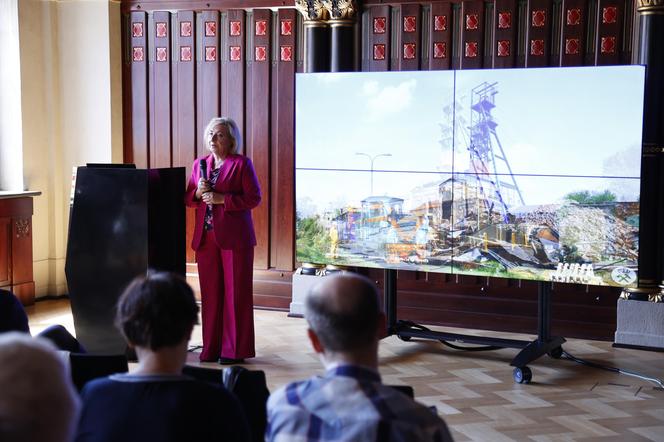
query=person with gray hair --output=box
[266,273,454,442]
[0,332,80,442]
[185,117,261,365]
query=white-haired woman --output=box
[185,117,261,364]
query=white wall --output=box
[0,0,24,191]
[18,0,123,297]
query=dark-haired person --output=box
[185,117,261,365]
[75,272,250,442]
[266,273,453,442]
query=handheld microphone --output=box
[199,159,208,180]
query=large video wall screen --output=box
[295,66,645,287]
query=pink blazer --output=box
[185,154,261,251]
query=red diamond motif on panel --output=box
[280,45,292,61]
[132,22,143,38]
[433,42,446,59]
[465,41,478,58]
[205,46,216,61]
[565,38,580,54]
[403,43,416,59]
[180,21,192,37]
[498,12,511,29]
[373,44,385,60]
[230,45,241,61]
[255,20,267,36]
[281,19,292,36]
[601,36,616,53]
[132,47,144,62]
[373,17,386,34]
[156,22,167,38]
[567,8,581,25]
[532,10,546,27]
[434,15,447,31]
[230,21,241,36]
[466,14,479,30]
[180,46,192,61]
[497,40,510,57]
[404,16,416,33]
[255,46,267,61]
[156,47,167,62]
[603,6,617,24]
[205,21,217,37]
[530,39,544,56]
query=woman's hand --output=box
[196,178,211,199]
[201,191,225,205]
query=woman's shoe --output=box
[218,357,245,365]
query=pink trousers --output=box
[196,229,255,360]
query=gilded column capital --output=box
[295,0,329,22]
[638,0,664,14]
[322,0,358,20]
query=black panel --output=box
[65,166,185,354]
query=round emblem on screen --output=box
[611,267,637,286]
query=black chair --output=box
[223,366,270,442]
[182,364,223,385]
[388,384,415,398]
[69,353,129,392]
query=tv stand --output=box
[383,269,565,384]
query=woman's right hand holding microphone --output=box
[196,178,211,200]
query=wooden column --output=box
[296,0,330,72]
[628,0,664,300]
[0,192,40,306]
[324,0,358,72]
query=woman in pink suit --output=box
[185,117,261,364]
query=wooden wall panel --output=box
[429,2,452,70]
[525,0,553,67]
[221,10,246,134]
[397,3,422,71]
[172,11,196,176]
[363,5,391,71]
[595,0,624,65]
[127,11,148,167]
[196,10,220,157]
[248,9,272,269]
[493,0,518,68]
[560,0,588,66]
[270,9,297,271]
[460,0,485,69]
[149,11,172,167]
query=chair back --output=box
[223,366,270,442]
[69,353,129,392]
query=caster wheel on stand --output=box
[513,366,532,384]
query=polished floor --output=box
[27,299,664,442]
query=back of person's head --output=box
[0,333,80,442]
[305,273,382,353]
[0,289,30,334]
[116,271,199,350]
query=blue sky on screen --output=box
[295,66,645,215]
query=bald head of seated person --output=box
[75,272,250,442]
[266,273,454,442]
[0,333,80,442]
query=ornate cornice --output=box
[638,0,664,14]
[322,0,358,20]
[295,0,328,21]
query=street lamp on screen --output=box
[356,152,392,196]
